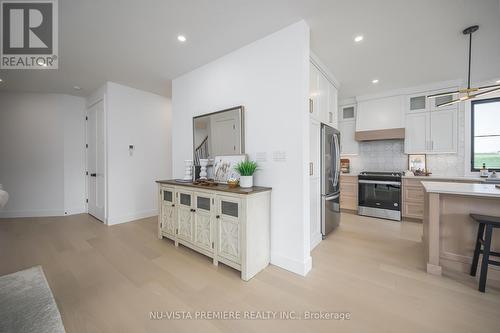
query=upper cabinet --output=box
[309,62,338,128]
[404,88,458,154]
[406,93,429,113]
[356,95,405,132]
[339,119,359,155]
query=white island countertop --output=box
[403,175,488,182]
[421,181,500,198]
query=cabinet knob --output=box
[216,215,220,219]
[190,208,196,212]
[171,204,175,207]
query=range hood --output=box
[355,128,405,141]
[355,95,405,141]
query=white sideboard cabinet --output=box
[156,180,272,281]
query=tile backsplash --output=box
[345,111,466,176]
[347,140,407,174]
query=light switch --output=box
[256,152,267,162]
[272,151,287,162]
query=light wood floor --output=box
[1,212,499,333]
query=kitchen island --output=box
[422,182,500,278]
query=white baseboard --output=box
[310,232,322,250]
[107,209,157,225]
[0,209,65,218]
[64,206,86,216]
[271,252,312,276]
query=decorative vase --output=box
[199,159,208,180]
[239,176,253,188]
[183,160,193,181]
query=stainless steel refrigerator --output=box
[321,124,341,238]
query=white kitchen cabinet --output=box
[309,119,321,250]
[339,120,359,155]
[309,63,321,120]
[406,93,429,113]
[309,62,338,127]
[158,182,271,281]
[328,85,338,127]
[405,112,429,153]
[430,108,457,153]
[405,108,457,154]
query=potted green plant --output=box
[235,160,258,188]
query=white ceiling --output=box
[0,0,499,99]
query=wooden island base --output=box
[423,182,500,280]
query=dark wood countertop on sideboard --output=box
[156,180,272,195]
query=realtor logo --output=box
[1,0,58,69]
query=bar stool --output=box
[470,214,500,292]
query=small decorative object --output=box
[414,169,432,176]
[480,163,490,178]
[340,158,350,173]
[408,154,426,172]
[227,178,239,188]
[183,160,194,181]
[213,155,246,184]
[235,160,258,188]
[199,159,209,180]
[193,179,217,187]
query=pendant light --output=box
[428,25,500,107]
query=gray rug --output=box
[0,266,65,333]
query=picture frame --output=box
[408,154,426,172]
[213,154,246,184]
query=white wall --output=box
[172,21,312,275]
[104,82,172,225]
[0,93,86,217]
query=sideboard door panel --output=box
[194,193,214,252]
[217,196,241,264]
[161,188,176,236]
[177,190,194,242]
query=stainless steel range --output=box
[358,171,402,221]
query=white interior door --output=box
[87,101,105,222]
[210,112,240,156]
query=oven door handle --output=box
[358,180,401,186]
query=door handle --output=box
[325,194,340,201]
[90,173,97,177]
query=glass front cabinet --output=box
[157,183,271,281]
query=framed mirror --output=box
[193,106,245,165]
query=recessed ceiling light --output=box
[0,78,3,82]
[73,86,81,90]
[177,35,186,42]
[372,79,379,84]
[354,35,364,43]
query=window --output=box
[471,97,500,171]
